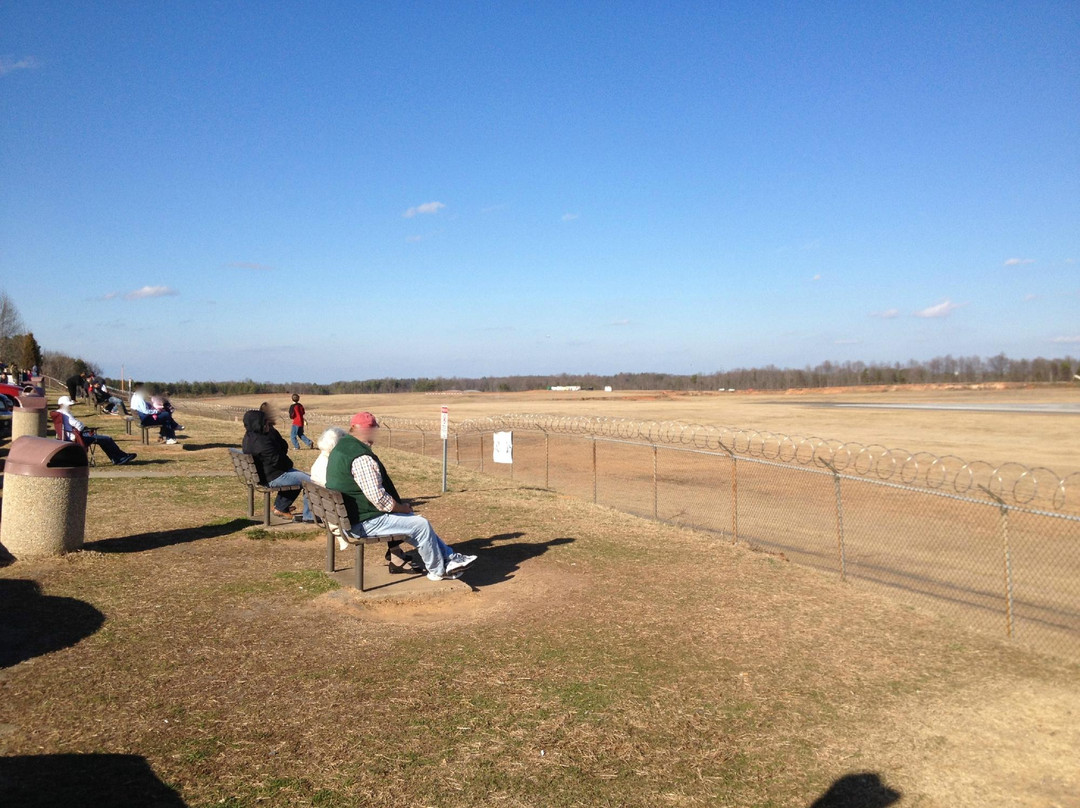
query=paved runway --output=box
[801,402,1080,414]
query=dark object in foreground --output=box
[809,772,901,808]
[0,753,187,808]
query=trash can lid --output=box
[15,394,47,411]
[3,435,89,478]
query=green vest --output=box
[325,435,401,526]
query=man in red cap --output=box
[324,411,477,581]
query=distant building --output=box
[549,385,582,392]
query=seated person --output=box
[241,409,313,522]
[55,396,137,465]
[97,382,128,415]
[130,382,181,444]
[325,412,477,581]
[311,427,350,550]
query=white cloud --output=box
[1050,335,1080,344]
[124,285,179,301]
[480,204,506,214]
[102,292,119,301]
[0,56,38,77]
[1024,293,1038,301]
[870,308,899,319]
[915,299,961,318]
[403,201,445,218]
[1003,257,1035,266]
[833,338,861,345]
[811,274,821,281]
[406,235,425,243]
[561,213,579,222]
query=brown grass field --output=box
[2,394,1079,806]
[210,385,1080,475]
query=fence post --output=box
[421,430,426,457]
[980,486,1015,638]
[544,433,550,489]
[455,434,460,466]
[592,438,598,504]
[386,425,392,449]
[719,444,738,542]
[652,444,658,520]
[480,433,485,473]
[820,459,846,581]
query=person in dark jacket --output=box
[241,409,313,521]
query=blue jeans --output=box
[269,470,313,521]
[138,411,176,439]
[354,512,454,576]
[290,424,313,449]
[86,434,127,463]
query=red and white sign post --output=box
[440,406,449,492]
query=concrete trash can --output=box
[12,394,48,440]
[0,436,89,558]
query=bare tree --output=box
[0,291,26,362]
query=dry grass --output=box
[1,413,1079,807]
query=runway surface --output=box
[799,402,1080,414]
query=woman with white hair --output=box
[310,426,347,486]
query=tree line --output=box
[133,353,1078,397]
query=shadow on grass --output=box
[84,517,249,554]
[179,442,238,451]
[809,772,900,807]
[453,532,575,589]
[0,754,187,807]
[0,579,105,668]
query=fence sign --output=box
[493,431,513,464]
[440,406,449,440]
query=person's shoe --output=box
[445,553,477,574]
[165,438,177,445]
[336,535,349,551]
[116,453,137,465]
[272,508,294,519]
[175,424,185,430]
[426,569,463,581]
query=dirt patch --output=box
[316,559,590,625]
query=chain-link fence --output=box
[176,402,1080,659]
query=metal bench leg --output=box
[326,529,335,572]
[356,544,364,591]
[247,485,255,518]
[263,492,272,526]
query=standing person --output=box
[242,409,313,521]
[65,372,83,402]
[130,382,180,444]
[325,411,477,582]
[56,396,137,465]
[288,394,314,449]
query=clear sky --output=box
[1,2,1077,383]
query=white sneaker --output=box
[445,553,477,574]
[427,569,462,582]
[165,438,177,445]
[336,535,349,551]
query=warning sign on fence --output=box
[493,431,513,464]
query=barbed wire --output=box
[173,402,1079,513]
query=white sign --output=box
[440,406,449,440]
[493,430,513,464]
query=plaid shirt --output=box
[351,455,396,513]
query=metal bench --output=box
[228,448,303,526]
[302,480,411,591]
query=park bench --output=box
[301,480,412,592]
[228,448,303,527]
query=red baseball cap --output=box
[350,411,379,429]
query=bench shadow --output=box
[0,579,105,668]
[452,532,575,589]
[84,517,250,554]
[808,772,901,807]
[0,754,187,807]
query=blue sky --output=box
[1,2,1077,383]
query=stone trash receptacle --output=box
[0,436,89,558]
[11,394,48,440]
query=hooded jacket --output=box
[241,409,294,484]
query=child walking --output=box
[289,393,315,449]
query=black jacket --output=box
[241,410,294,484]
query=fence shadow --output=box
[0,754,187,807]
[0,579,105,668]
[84,517,250,554]
[453,532,575,589]
[808,772,901,807]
